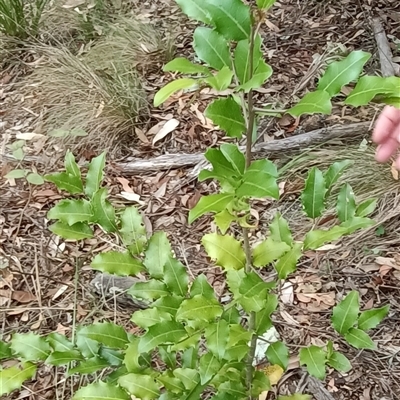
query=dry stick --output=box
[115,122,370,174]
[372,17,400,77]
[0,122,371,173]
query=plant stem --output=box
[242,20,259,399]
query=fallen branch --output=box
[306,376,336,400]
[1,122,371,173]
[372,17,400,77]
[115,122,370,174]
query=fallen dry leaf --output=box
[11,290,37,304]
[116,177,134,193]
[152,118,180,145]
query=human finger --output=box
[372,106,400,144]
[375,137,399,162]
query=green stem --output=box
[242,19,259,399]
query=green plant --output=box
[0,0,49,39]
[1,0,397,398]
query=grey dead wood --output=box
[372,17,400,77]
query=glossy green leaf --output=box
[327,351,351,373]
[214,209,236,234]
[345,76,400,106]
[202,233,246,270]
[303,226,347,250]
[239,292,267,313]
[324,160,353,192]
[46,350,83,366]
[206,0,251,41]
[91,251,144,276]
[301,166,326,218]
[73,381,130,400]
[190,274,216,299]
[85,152,106,198]
[236,171,279,199]
[318,51,371,96]
[337,183,356,222]
[13,148,25,160]
[46,333,73,352]
[239,271,275,298]
[340,216,374,234]
[332,291,359,335]
[144,232,172,278]
[131,307,171,329]
[255,294,278,334]
[26,173,44,185]
[181,346,199,369]
[154,78,197,107]
[120,206,147,255]
[220,143,246,175]
[69,356,110,375]
[226,324,251,349]
[287,90,332,117]
[0,341,12,359]
[344,328,376,349]
[223,344,249,362]
[218,380,247,397]
[173,368,200,391]
[189,193,234,224]
[252,237,290,267]
[91,188,117,232]
[299,345,327,380]
[164,256,189,297]
[157,371,185,394]
[204,66,233,90]
[269,213,293,246]
[205,97,246,138]
[176,294,223,321]
[266,341,289,370]
[47,199,93,225]
[128,280,169,301]
[11,333,51,361]
[199,353,221,384]
[48,221,93,240]
[163,57,211,75]
[239,60,273,92]
[200,147,239,182]
[356,198,377,217]
[78,322,129,349]
[175,0,212,24]
[138,321,187,353]
[206,319,229,360]
[5,169,27,179]
[256,0,276,10]
[247,158,278,177]
[158,347,176,370]
[0,362,36,397]
[234,35,262,85]
[152,295,184,316]
[119,373,160,399]
[100,347,123,366]
[358,305,389,331]
[76,334,99,358]
[123,339,142,373]
[226,269,245,298]
[44,172,83,194]
[252,370,271,396]
[274,242,302,279]
[194,27,231,70]
[64,150,80,178]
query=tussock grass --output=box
[19,16,169,153]
[21,44,148,151]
